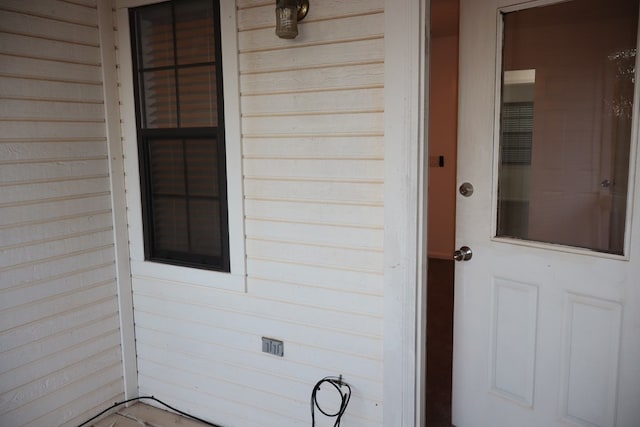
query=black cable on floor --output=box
[311,375,351,427]
[76,395,223,427]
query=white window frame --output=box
[116,0,246,291]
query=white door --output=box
[452,0,640,426]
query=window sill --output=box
[130,259,246,292]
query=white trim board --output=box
[383,0,428,425]
[97,0,138,399]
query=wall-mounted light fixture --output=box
[275,0,309,39]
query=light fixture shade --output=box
[276,1,298,39]
[275,0,309,39]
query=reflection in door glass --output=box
[496,0,639,254]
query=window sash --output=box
[130,0,230,272]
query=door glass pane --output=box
[496,0,638,254]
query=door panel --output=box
[453,0,640,426]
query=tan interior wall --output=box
[428,0,459,259]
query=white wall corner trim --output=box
[97,0,139,398]
[384,0,428,426]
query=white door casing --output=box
[453,1,640,426]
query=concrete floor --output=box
[91,402,211,426]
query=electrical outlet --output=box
[262,337,284,357]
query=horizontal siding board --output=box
[245,218,382,250]
[0,280,116,331]
[0,77,102,102]
[243,158,383,181]
[239,39,384,73]
[0,331,120,396]
[135,345,382,401]
[240,63,383,95]
[0,99,105,121]
[137,375,304,427]
[0,159,108,185]
[0,333,120,402]
[0,121,105,140]
[0,3,122,426]
[138,356,311,424]
[0,177,110,206]
[0,296,119,353]
[133,277,381,336]
[0,194,112,227]
[242,136,384,159]
[0,314,120,376]
[42,384,123,427]
[244,199,383,228]
[63,0,97,7]
[137,355,382,425]
[137,356,317,421]
[134,325,383,398]
[0,55,101,83]
[0,263,115,311]
[0,211,112,247]
[246,258,383,294]
[0,10,99,45]
[135,309,380,370]
[0,33,100,64]
[134,328,380,384]
[244,179,383,204]
[238,13,384,52]
[246,239,383,273]
[242,112,383,137]
[1,246,115,291]
[0,364,122,427]
[0,0,98,27]
[246,277,383,319]
[0,226,113,271]
[0,140,107,161]
[236,0,384,31]
[1,228,113,262]
[241,88,383,116]
[132,284,382,358]
[236,0,269,8]
[140,350,381,426]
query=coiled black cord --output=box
[311,376,351,427]
[76,395,223,427]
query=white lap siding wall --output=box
[0,0,124,426]
[114,0,385,426]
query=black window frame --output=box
[129,0,230,272]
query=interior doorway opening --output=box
[426,0,459,426]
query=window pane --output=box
[149,139,185,195]
[153,196,188,253]
[138,3,174,68]
[185,139,219,197]
[179,66,218,127]
[497,0,638,254]
[175,0,216,65]
[189,199,222,256]
[131,0,229,271]
[143,70,177,128]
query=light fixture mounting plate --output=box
[297,0,309,21]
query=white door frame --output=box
[383,0,429,425]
